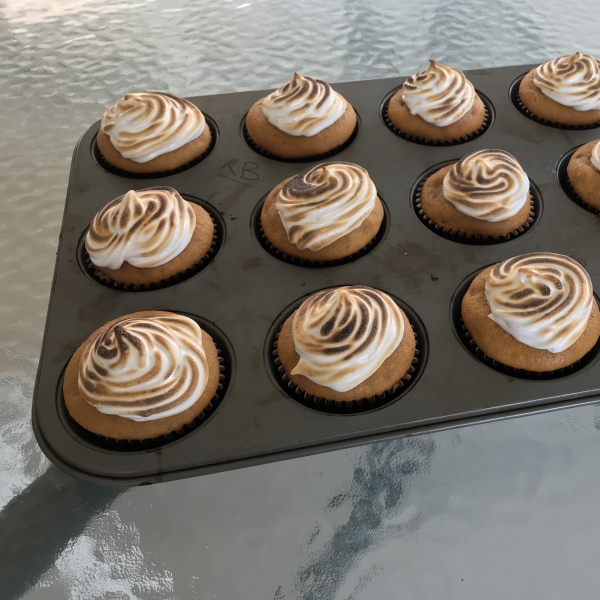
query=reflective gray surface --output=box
[2,0,600,597]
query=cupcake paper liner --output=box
[62,344,229,452]
[510,75,600,130]
[412,175,540,246]
[93,117,218,179]
[254,206,387,268]
[271,329,421,415]
[557,149,600,217]
[79,214,222,292]
[458,317,600,381]
[241,114,360,163]
[381,89,494,146]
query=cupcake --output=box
[260,161,384,262]
[97,92,212,174]
[420,149,532,239]
[245,73,357,159]
[462,253,600,372]
[276,285,416,402]
[518,53,600,127]
[85,186,215,287]
[63,311,221,440]
[566,139,600,210]
[387,60,486,143]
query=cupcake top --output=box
[442,149,529,222]
[261,73,346,137]
[402,60,476,127]
[78,314,209,421]
[591,140,600,171]
[291,285,404,392]
[533,53,600,112]
[275,162,377,251]
[85,187,195,270]
[485,252,594,353]
[101,92,206,162]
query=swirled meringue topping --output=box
[442,149,529,222]
[85,187,196,270]
[275,162,377,251]
[101,92,206,163]
[485,253,594,353]
[291,286,404,392]
[533,53,600,111]
[591,141,600,172]
[78,314,209,421]
[261,73,347,137]
[402,60,476,127]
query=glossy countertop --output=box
[2,0,600,597]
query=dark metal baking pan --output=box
[32,64,600,486]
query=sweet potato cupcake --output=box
[566,139,600,210]
[97,92,212,174]
[276,285,416,402]
[462,253,600,372]
[386,60,486,143]
[63,311,221,440]
[85,186,215,287]
[420,149,532,240]
[518,53,600,127]
[260,161,384,262]
[245,73,357,159]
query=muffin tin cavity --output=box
[92,115,219,178]
[251,192,390,268]
[241,111,361,163]
[450,268,600,381]
[76,196,225,292]
[509,74,600,130]
[410,160,542,245]
[56,314,233,452]
[556,146,600,216]
[264,291,428,414]
[380,88,495,146]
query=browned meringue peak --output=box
[291,285,404,392]
[485,252,594,353]
[78,314,209,421]
[275,162,377,251]
[533,53,600,111]
[101,92,206,162]
[261,73,347,136]
[402,60,476,126]
[85,187,196,270]
[442,149,529,222]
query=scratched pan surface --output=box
[32,64,600,485]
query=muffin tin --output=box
[32,64,600,486]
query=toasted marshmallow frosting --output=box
[485,253,594,353]
[85,187,196,270]
[78,314,209,422]
[442,149,529,222]
[291,286,404,392]
[402,60,476,127]
[591,141,600,172]
[101,92,206,163]
[533,53,600,112]
[261,73,347,137]
[275,162,377,251]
